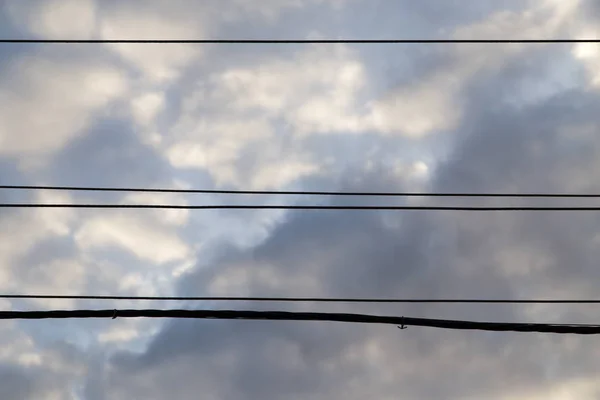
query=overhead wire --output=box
[2,37,599,328]
[2,203,600,211]
[1,308,599,334]
[1,39,600,44]
[4,185,600,198]
[4,294,600,304]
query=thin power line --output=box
[4,185,600,198]
[3,204,600,211]
[1,39,600,44]
[1,308,599,334]
[5,294,600,304]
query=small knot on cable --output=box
[398,316,407,330]
[112,309,118,319]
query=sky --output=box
[1,0,600,398]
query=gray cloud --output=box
[47,118,172,195]
[0,341,87,400]
[87,15,600,399]
[0,365,36,400]
[1,1,600,399]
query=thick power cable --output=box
[1,309,599,334]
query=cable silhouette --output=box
[5,294,600,304]
[1,308,599,334]
[3,203,600,211]
[4,185,600,198]
[2,39,600,44]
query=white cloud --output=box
[99,2,206,83]
[0,201,83,309]
[0,209,75,289]
[358,0,581,138]
[572,29,600,88]
[16,258,85,308]
[4,0,97,39]
[158,41,474,187]
[97,0,338,84]
[0,328,39,365]
[218,45,369,134]
[226,47,459,137]
[366,72,462,136]
[98,325,141,344]
[131,92,165,126]
[227,0,319,20]
[366,0,581,138]
[501,378,600,400]
[167,118,273,170]
[75,213,190,264]
[452,0,578,42]
[33,191,77,237]
[122,193,190,226]
[248,159,321,189]
[0,55,128,164]
[166,117,275,188]
[360,0,582,138]
[392,160,430,183]
[104,42,200,84]
[159,45,369,188]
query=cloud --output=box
[99,103,600,399]
[99,2,204,83]
[216,45,369,133]
[367,70,462,136]
[98,0,329,83]
[0,324,89,399]
[2,0,600,399]
[130,92,165,127]
[153,0,583,192]
[75,212,190,265]
[157,44,369,188]
[122,192,190,226]
[90,5,600,400]
[4,0,97,39]
[98,324,142,344]
[568,2,600,88]
[367,0,581,137]
[0,53,128,167]
[0,191,85,308]
[0,194,77,291]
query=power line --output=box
[6,294,600,304]
[3,203,600,211]
[4,185,600,198]
[1,39,599,44]
[1,308,599,334]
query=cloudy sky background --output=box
[1,0,600,398]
